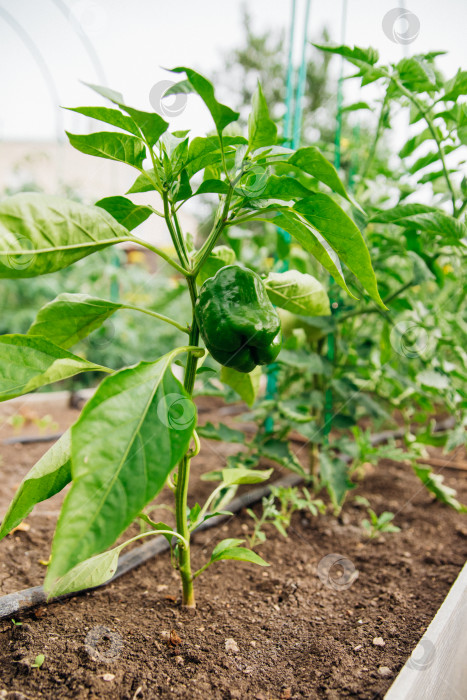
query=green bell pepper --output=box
[195,265,282,373]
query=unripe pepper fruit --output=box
[195,265,282,373]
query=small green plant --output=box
[247,486,325,547]
[31,654,45,669]
[357,497,401,539]
[6,413,26,433]
[11,619,22,627]
[33,414,59,434]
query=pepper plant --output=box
[0,68,383,607]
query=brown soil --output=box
[0,395,466,699]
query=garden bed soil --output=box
[0,395,466,699]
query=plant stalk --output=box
[175,275,200,607]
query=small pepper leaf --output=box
[248,82,277,151]
[220,365,261,407]
[210,539,269,566]
[220,467,273,487]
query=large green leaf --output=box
[371,205,465,242]
[248,82,277,151]
[294,195,385,307]
[265,270,331,316]
[95,196,152,230]
[45,349,197,584]
[27,293,122,348]
[170,67,239,134]
[220,365,261,407]
[288,147,353,205]
[65,106,140,136]
[66,131,146,168]
[0,335,110,401]
[0,193,131,278]
[0,432,71,539]
[273,211,356,298]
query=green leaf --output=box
[320,451,355,509]
[27,293,122,348]
[294,195,385,308]
[65,106,140,136]
[220,365,261,407]
[83,82,124,104]
[170,67,239,134]
[341,101,371,113]
[440,70,467,102]
[197,245,236,285]
[95,196,152,231]
[248,82,277,151]
[193,179,230,197]
[126,169,158,194]
[46,543,123,597]
[197,422,245,443]
[264,270,330,316]
[0,335,110,401]
[288,147,356,207]
[369,203,437,224]
[0,432,71,539]
[313,44,379,67]
[416,370,449,390]
[220,467,273,486]
[370,205,465,242]
[119,106,168,147]
[45,349,196,584]
[257,439,306,477]
[211,545,269,567]
[32,654,45,669]
[66,131,146,168]
[259,175,313,201]
[83,82,169,147]
[0,193,131,278]
[273,212,355,298]
[414,465,467,513]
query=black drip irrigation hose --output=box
[0,417,455,621]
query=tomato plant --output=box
[0,68,383,606]
[197,46,466,524]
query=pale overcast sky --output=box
[0,0,466,142]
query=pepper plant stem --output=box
[175,275,200,607]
